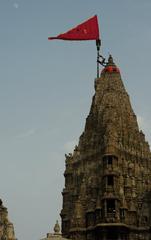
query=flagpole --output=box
[96,39,101,78]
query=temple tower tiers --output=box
[0,199,16,240]
[61,55,151,240]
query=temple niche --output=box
[61,56,151,240]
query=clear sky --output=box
[0,1,151,240]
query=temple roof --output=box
[78,55,150,157]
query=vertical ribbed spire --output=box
[61,56,151,240]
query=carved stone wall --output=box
[61,56,151,240]
[0,200,16,240]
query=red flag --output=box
[48,15,100,41]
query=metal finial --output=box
[54,220,60,234]
[108,54,114,64]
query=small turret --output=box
[53,220,60,235]
[40,221,69,240]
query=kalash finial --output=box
[100,54,120,74]
[53,220,60,235]
[107,54,115,66]
[97,54,120,74]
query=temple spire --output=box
[61,56,151,240]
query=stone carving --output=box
[61,56,151,240]
[0,200,16,240]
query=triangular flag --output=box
[48,15,100,41]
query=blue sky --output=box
[0,1,151,240]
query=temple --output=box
[41,221,69,240]
[61,56,151,240]
[0,199,16,240]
